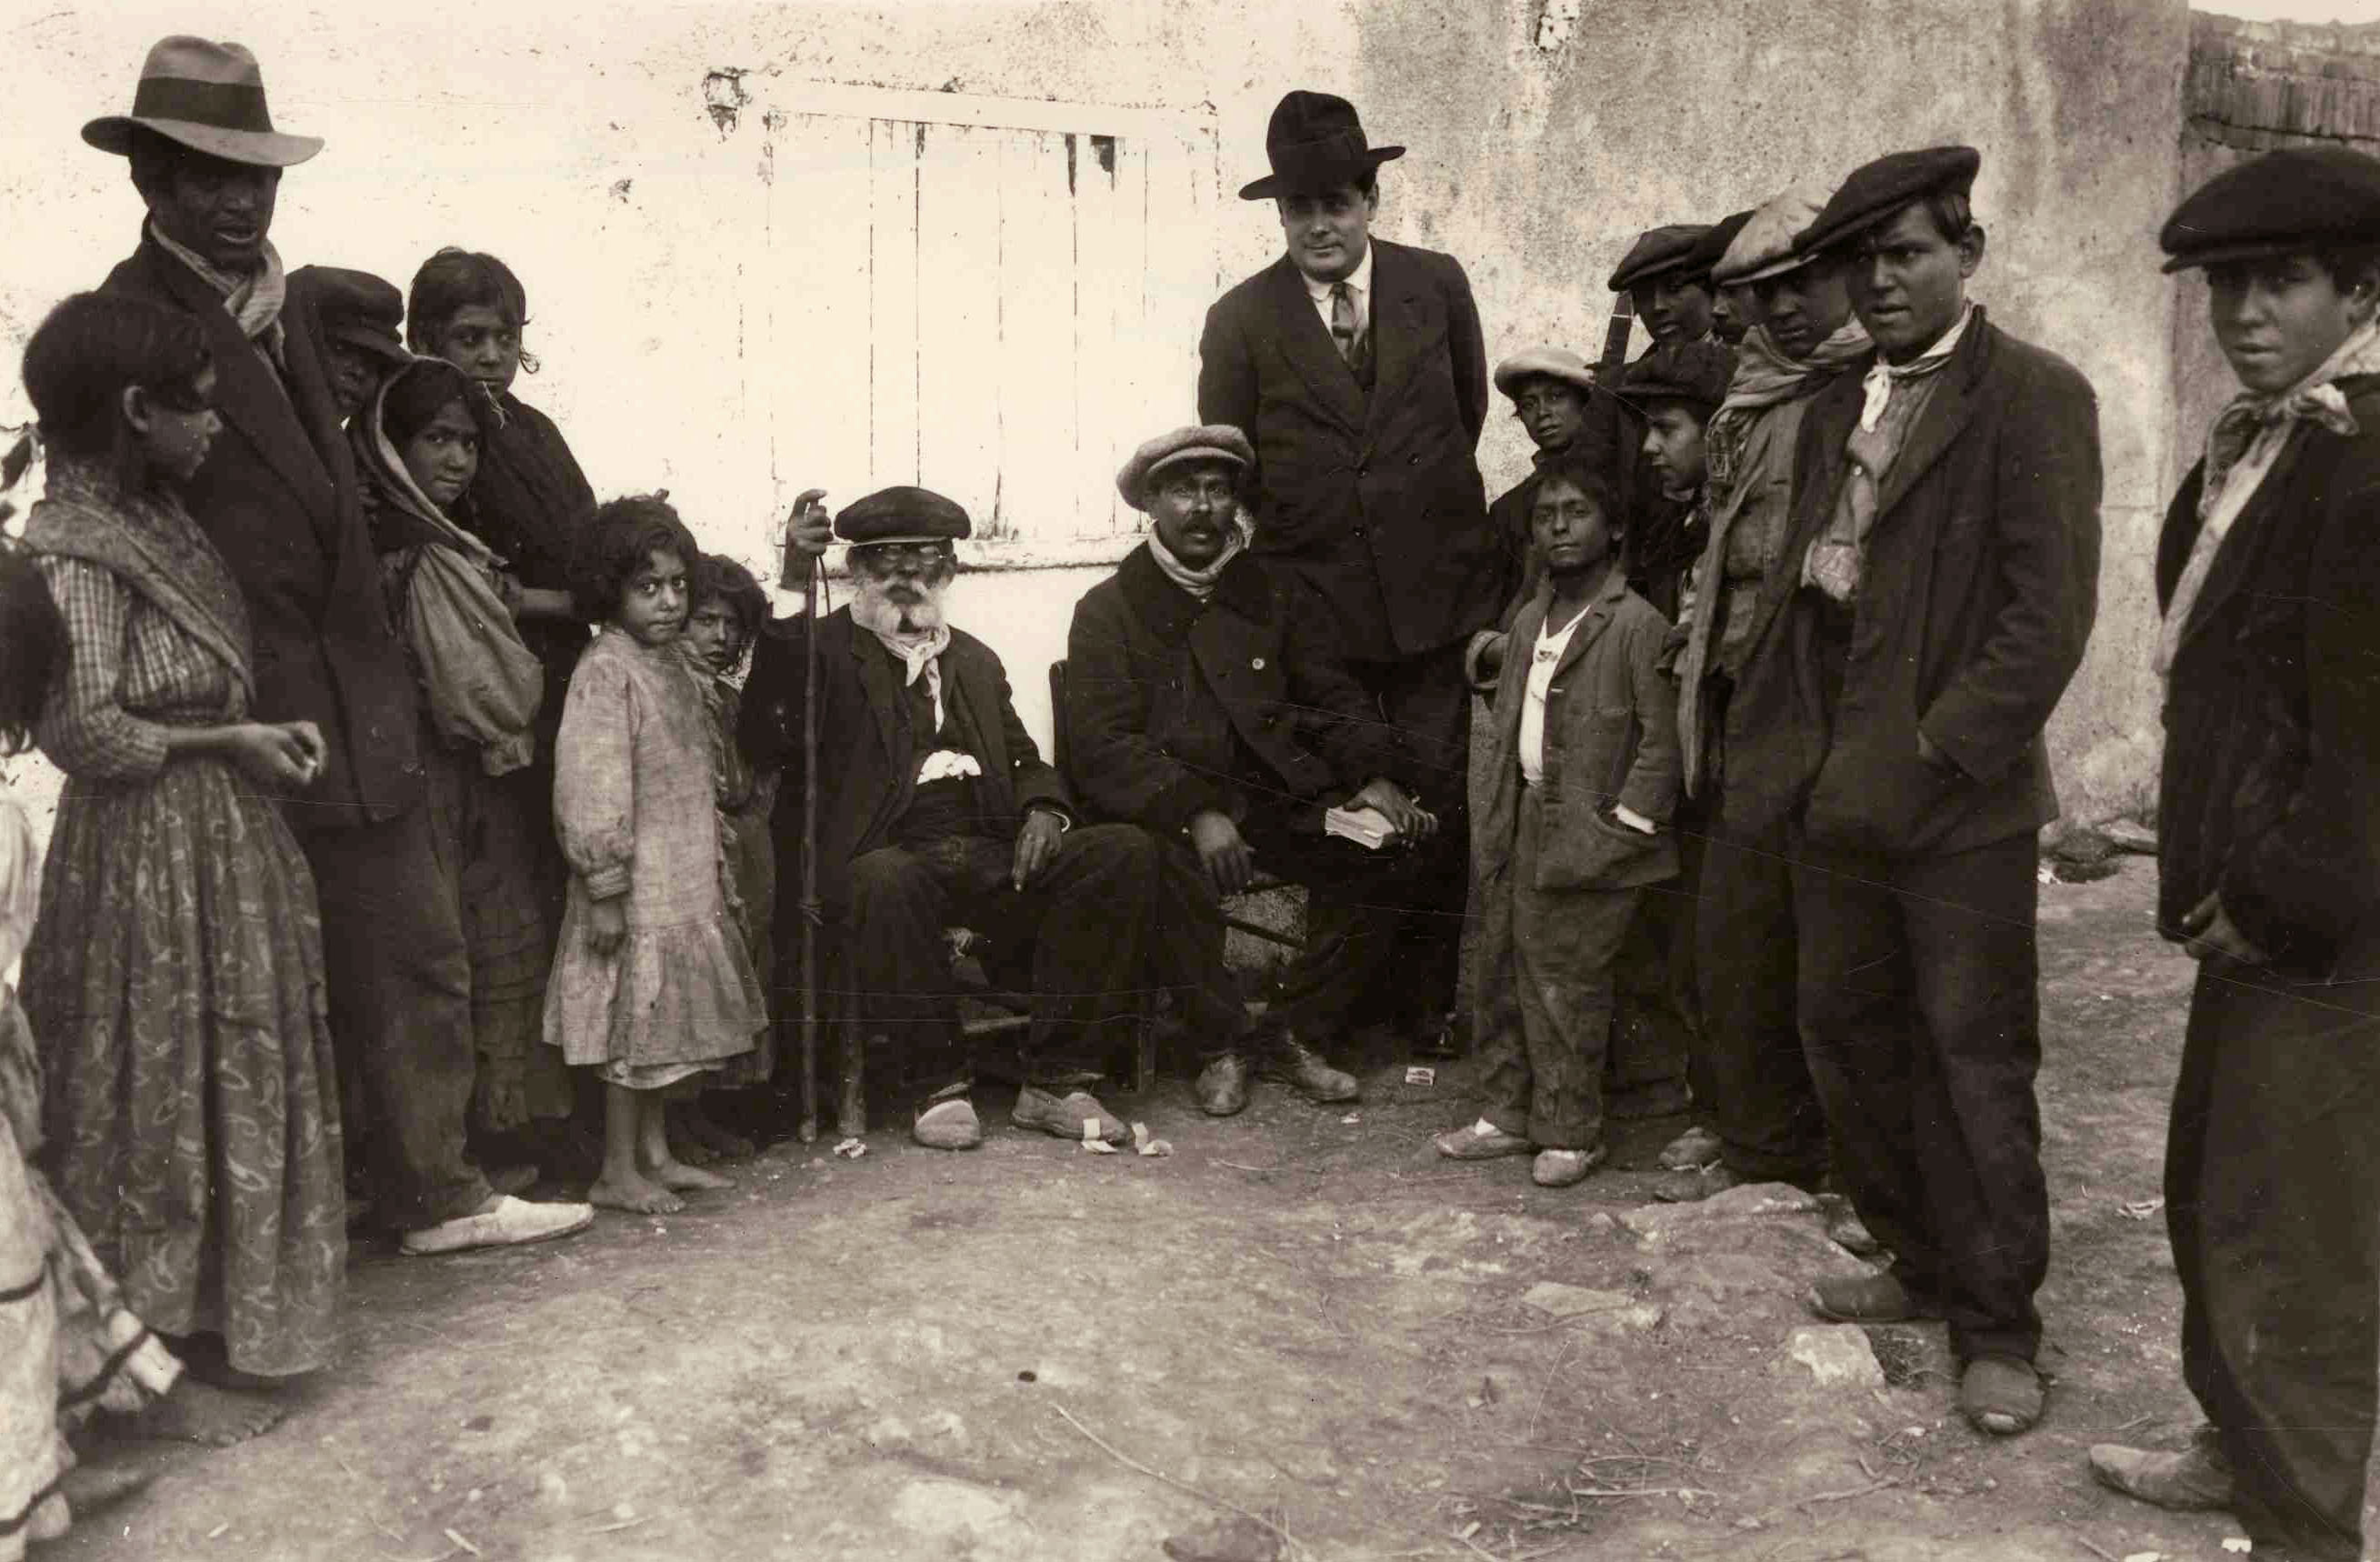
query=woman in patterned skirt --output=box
[18,293,345,1383]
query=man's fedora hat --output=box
[84,36,323,168]
[1237,92,1404,201]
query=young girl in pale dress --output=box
[544,497,765,1215]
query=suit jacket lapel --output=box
[849,627,909,825]
[1267,257,1365,436]
[1869,325,1985,526]
[2176,430,2309,655]
[1365,241,1421,435]
[943,644,1014,817]
[1545,576,1627,683]
[144,243,336,532]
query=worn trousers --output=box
[1693,777,1826,1182]
[1790,830,2047,1364]
[2165,933,2380,1562]
[842,824,1155,1104]
[297,804,492,1230]
[1475,789,1644,1150]
[1151,815,1447,1062]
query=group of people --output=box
[0,32,2373,1562]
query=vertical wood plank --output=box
[869,118,923,488]
[915,122,1005,534]
[996,129,1082,539]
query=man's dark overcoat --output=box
[1722,309,2102,858]
[1062,543,1405,834]
[740,605,1070,926]
[100,233,423,826]
[1195,239,1496,663]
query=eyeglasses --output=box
[852,543,953,574]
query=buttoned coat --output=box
[2155,375,2380,976]
[1062,544,1407,836]
[1474,572,1680,894]
[740,605,1070,926]
[1722,310,2102,859]
[99,233,423,827]
[1196,239,1495,662]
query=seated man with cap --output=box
[1726,145,2101,1438]
[1656,182,1874,1212]
[1065,426,1438,1116]
[288,265,411,426]
[2085,146,2380,1562]
[745,486,1158,1149]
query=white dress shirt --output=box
[1301,242,1374,345]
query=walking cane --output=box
[782,491,830,1143]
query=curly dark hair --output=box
[1529,451,1623,539]
[691,554,770,670]
[0,545,65,757]
[574,494,698,624]
[22,291,211,462]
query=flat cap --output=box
[835,486,971,547]
[1715,181,1835,285]
[1620,340,1735,415]
[1796,145,1981,259]
[1493,346,1597,400]
[2160,146,2380,274]
[1608,224,1713,293]
[1682,210,1755,283]
[292,265,409,363]
[1116,425,1253,511]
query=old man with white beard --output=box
[742,486,1161,1151]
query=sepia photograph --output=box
[0,0,2375,1557]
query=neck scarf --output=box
[1857,302,1971,434]
[852,590,956,729]
[2157,318,2380,676]
[1706,318,1873,497]
[1804,305,1975,603]
[1145,516,1250,602]
[350,377,503,567]
[150,222,287,355]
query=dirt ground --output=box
[42,857,2335,1562]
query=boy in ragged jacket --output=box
[1435,449,1680,1188]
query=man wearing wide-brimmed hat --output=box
[2085,145,2380,1562]
[1196,90,1492,1056]
[1064,425,1443,1117]
[1723,145,2102,1439]
[86,35,593,1258]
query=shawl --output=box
[22,459,255,702]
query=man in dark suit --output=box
[1725,146,2101,1437]
[2088,148,2380,1562]
[1196,90,1492,1047]
[83,35,590,1256]
[1065,425,1439,1116]
[745,487,1162,1152]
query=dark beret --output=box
[1621,340,1735,415]
[1682,210,1755,284]
[1608,225,1713,293]
[835,486,972,547]
[291,265,408,363]
[1796,145,1981,260]
[2160,146,2380,274]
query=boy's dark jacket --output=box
[741,606,1069,921]
[2155,373,2380,976]
[1723,309,2103,858]
[1475,569,1680,891]
[1063,544,1407,834]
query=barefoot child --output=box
[545,497,766,1214]
[670,553,780,1163]
[1436,451,1681,1188]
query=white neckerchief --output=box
[1857,301,1973,433]
[1301,241,1374,337]
[1145,516,1250,602]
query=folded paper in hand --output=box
[1324,806,1398,851]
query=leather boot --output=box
[1257,1034,1358,1104]
[1195,1053,1251,1116]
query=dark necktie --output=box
[1330,282,1362,364]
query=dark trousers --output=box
[1150,814,1446,1061]
[2166,936,2380,1562]
[298,806,491,1230]
[1790,829,2047,1364]
[1475,790,1644,1150]
[1608,807,1697,1111]
[1694,778,1825,1182]
[842,824,1155,1103]
[1335,643,1475,1028]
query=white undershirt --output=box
[1519,605,1589,786]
